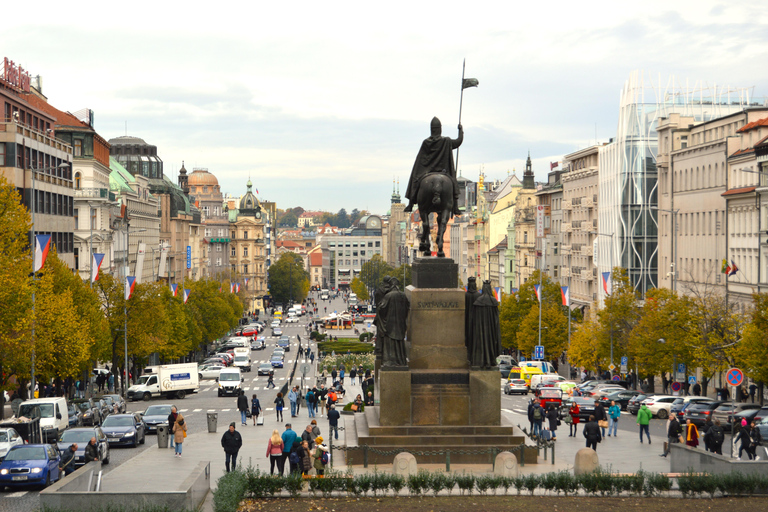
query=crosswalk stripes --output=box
[193,409,202,412]
[179,409,189,412]
[222,409,231,412]
[6,491,27,498]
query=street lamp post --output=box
[592,232,615,370]
[29,162,70,397]
[655,208,679,292]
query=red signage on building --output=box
[1,58,31,93]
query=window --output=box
[74,208,79,229]
[75,172,81,190]
[0,143,4,166]
[231,231,236,239]
[368,242,373,247]
[216,257,222,266]
[231,264,236,273]
[217,245,222,252]
[360,250,366,256]
[74,139,82,157]
[91,208,97,230]
[205,228,212,237]
[353,251,358,256]
[375,241,380,247]
[244,264,248,274]
[231,247,236,257]
[214,207,219,216]
[244,231,248,239]
[203,186,208,193]
[244,246,249,257]
[219,229,225,237]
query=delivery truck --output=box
[127,363,200,401]
[233,346,252,372]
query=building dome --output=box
[239,179,260,213]
[189,169,219,187]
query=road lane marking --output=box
[194,409,202,412]
[222,409,231,412]
[7,491,27,498]
[180,409,189,412]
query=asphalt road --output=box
[0,293,347,512]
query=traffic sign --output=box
[300,363,311,376]
[671,381,682,392]
[688,376,697,385]
[519,356,526,362]
[608,364,616,371]
[534,345,544,360]
[612,375,621,382]
[726,367,744,387]
[621,357,628,365]
[677,363,686,374]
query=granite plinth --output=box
[405,287,466,370]
[411,258,458,289]
[470,369,502,425]
[378,370,410,426]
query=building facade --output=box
[321,215,383,289]
[228,180,268,312]
[187,167,230,280]
[514,154,540,287]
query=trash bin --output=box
[157,424,169,448]
[207,412,218,433]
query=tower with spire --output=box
[522,151,535,189]
[391,178,402,204]
[178,161,189,195]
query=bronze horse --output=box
[416,171,454,257]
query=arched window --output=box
[75,172,81,190]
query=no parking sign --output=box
[726,368,744,387]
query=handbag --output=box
[598,420,608,428]
[183,429,187,438]
[350,404,358,412]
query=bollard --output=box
[363,445,369,468]
[543,445,547,461]
[445,450,451,472]
[491,448,497,470]
[551,443,555,465]
[520,446,525,467]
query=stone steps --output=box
[358,434,525,446]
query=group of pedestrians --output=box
[264,423,330,476]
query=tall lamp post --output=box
[592,231,615,369]
[655,208,679,292]
[29,162,71,396]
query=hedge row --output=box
[212,466,768,512]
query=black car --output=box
[67,402,83,428]
[103,394,127,414]
[683,401,724,427]
[627,394,654,415]
[712,403,761,432]
[754,407,768,424]
[561,397,595,421]
[100,413,146,447]
[58,427,110,466]
[141,404,175,434]
[598,390,640,411]
[72,398,102,426]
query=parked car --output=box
[588,386,627,399]
[628,393,655,415]
[561,396,595,421]
[728,408,761,431]
[642,395,677,419]
[0,428,24,461]
[257,363,273,376]
[0,444,61,488]
[103,394,127,414]
[712,403,760,432]
[97,399,112,422]
[683,401,724,427]
[753,407,768,424]
[140,404,175,434]
[670,396,713,423]
[251,337,266,350]
[100,413,146,447]
[67,403,83,428]
[72,398,102,426]
[597,390,640,411]
[199,364,225,380]
[583,384,627,397]
[57,426,110,466]
[504,379,528,395]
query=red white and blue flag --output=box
[244,277,249,287]
[91,253,105,282]
[219,285,222,293]
[510,288,518,295]
[170,283,178,297]
[602,272,612,294]
[494,287,502,302]
[534,284,541,302]
[183,289,191,304]
[125,276,136,300]
[236,283,241,293]
[561,286,570,306]
[34,234,51,272]
[729,260,738,277]
[230,283,235,293]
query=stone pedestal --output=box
[378,370,410,426]
[470,369,502,425]
[406,287,465,370]
[411,257,458,289]
[574,448,600,475]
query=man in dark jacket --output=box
[593,400,607,437]
[84,437,99,464]
[301,424,315,450]
[327,404,341,440]
[709,420,725,455]
[221,422,243,472]
[59,443,78,475]
[583,415,602,450]
[661,415,683,457]
[237,390,249,426]
[168,406,178,449]
[702,417,714,452]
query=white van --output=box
[320,289,330,300]
[217,367,244,397]
[17,397,69,442]
[233,347,251,372]
[520,361,556,374]
[530,374,566,389]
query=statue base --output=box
[411,257,458,289]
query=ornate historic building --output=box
[187,166,230,280]
[228,179,268,312]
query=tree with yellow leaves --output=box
[515,302,569,362]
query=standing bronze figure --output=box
[469,280,502,368]
[378,278,410,368]
[464,277,482,361]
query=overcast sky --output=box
[5,1,768,215]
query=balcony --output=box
[582,246,593,257]
[562,200,572,210]
[581,269,594,281]
[584,197,593,208]
[562,223,572,232]
[75,187,115,201]
[0,121,72,154]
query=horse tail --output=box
[432,178,442,206]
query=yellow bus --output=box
[506,366,544,387]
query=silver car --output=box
[504,379,528,395]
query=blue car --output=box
[100,413,146,447]
[271,356,284,368]
[0,444,61,488]
[57,427,110,466]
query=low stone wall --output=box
[670,443,768,475]
[40,460,210,511]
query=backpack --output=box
[712,426,724,445]
[289,451,300,464]
[533,406,542,420]
[320,450,329,465]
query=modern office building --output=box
[321,215,383,289]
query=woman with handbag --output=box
[172,414,187,458]
[568,402,581,437]
[352,394,363,413]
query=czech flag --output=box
[236,283,241,293]
[219,286,222,293]
[34,234,51,272]
[729,260,738,277]
[244,277,249,287]
[91,253,105,282]
[170,283,178,297]
[494,287,502,302]
[602,272,612,294]
[230,283,235,293]
[511,288,518,295]
[534,284,541,302]
[125,276,136,300]
[183,289,191,304]
[561,286,570,306]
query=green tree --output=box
[0,176,33,406]
[268,253,309,304]
[569,319,608,374]
[515,302,569,360]
[280,210,298,227]
[499,270,565,351]
[350,277,369,302]
[359,254,394,301]
[384,264,412,289]
[595,267,639,370]
[187,279,241,349]
[738,294,768,385]
[336,208,350,228]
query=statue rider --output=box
[403,117,463,216]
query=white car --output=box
[286,316,299,323]
[270,320,280,328]
[199,364,225,380]
[0,428,23,460]
[641,395,678,419]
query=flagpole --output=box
[455,59,466,175]
[30,164,37,398]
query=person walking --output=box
[339,368,345,385]
[168,406,178,449]
[281,423,298,474]
[221,422,243,472]
[237,390,249,426]
[310,418,321,440]
[636,403,652,444]
[358,365,364,385]
[251,393,262,426]
[331,367,337,382]
[701,417,714,452]
[569,401,581,437]
[531,400,544,439]
[349,368,357,385]
[306,387,316,418]
[583,415,602,451]
[312,436,328,476]
[607,401,621,437]
[594,400,608,438]
[328,404,340,440]
[735,418,750,459]
[266,370,276,389]
[709,419,725,455]
[747,421,762,460]
[274,392,285,422]
[266,429,284,475]
[172,415,187,457]
[660,414,683,457]
[288,387,299,418]
[684,418,699,448]
[318,385,327,417]
[545,403,559,440]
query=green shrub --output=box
[522,474,539,496]
[283,473,304,498]
[390,474,406,495]
[428,472,451,496]
[359,332,373,342]
[540,472,558,495]
[356,473,372,496]
[554,470,578,496]
[213,468,249,512]
[498,476,513,495]
[370,470,389,496]
[645,472,671,497]
[407,470,430,496]
[512,476,526,495]
[342,402,364,412]
[486,475,503,495]
[455,473,475,495]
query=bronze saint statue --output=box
[464,277,482,361]
[469,280,501,368]
[372,276,393,359]
[378,277,410,368]
[404,117,463,217]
